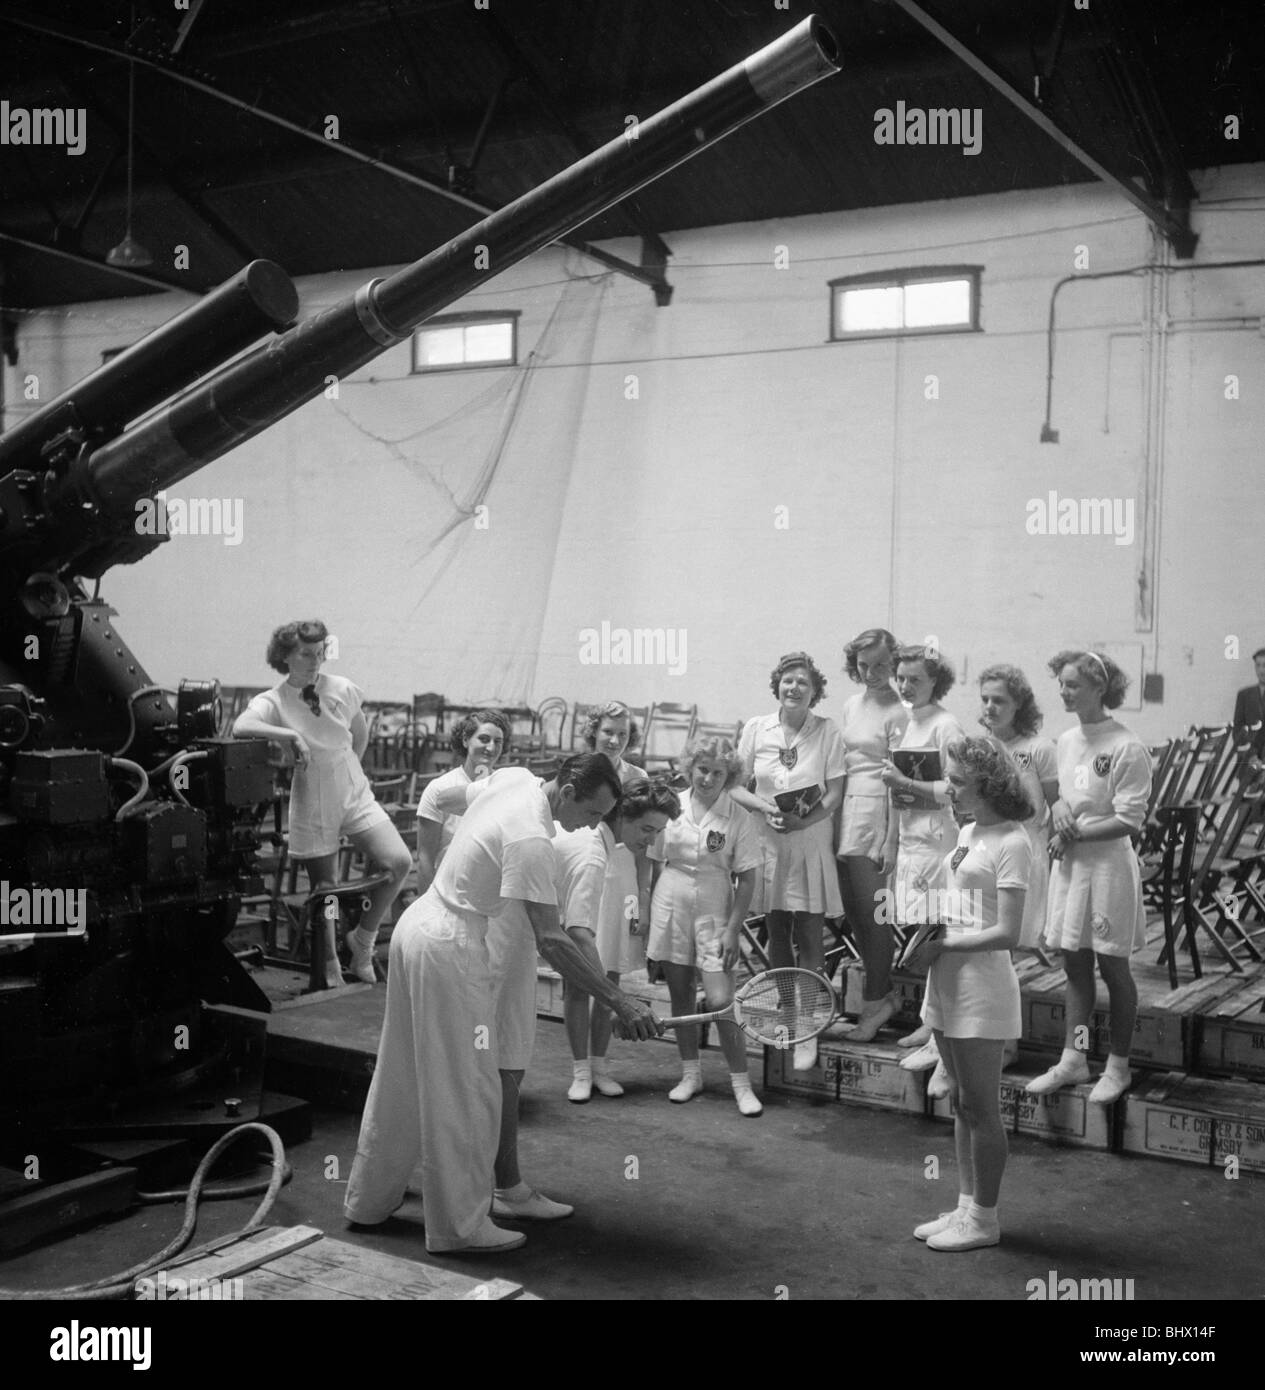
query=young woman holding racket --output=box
[732,651,846,1072]
[1026,651,1151,1105]
[647,735,764,1113]
[565,776,681,1102]
[233,619,412,985]
[906,734,1032,1252]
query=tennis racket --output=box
[659,967,837,1047]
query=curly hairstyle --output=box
[895,643,956,701]
[945,735,1034,822]
[977,663,1043,737]
[266,619,329,674]
[768,650,827,706]
[678,735,744,789]
[606,776,682,829]
[582,701,641,753]
[1047,649,1129,710]
[450,708,512,757]
[843,628,900,683]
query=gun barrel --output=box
[0,261,298,476]
[81,17,838,514]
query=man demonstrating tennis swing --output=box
[344,755,662,1254]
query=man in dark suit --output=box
[1233,648,1265,777]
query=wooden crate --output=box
[1195,978,1265,1081]
[764,1038,926,1113]
[147,1224,534,1300]
[927,1070,1115,1152]
[1121,1073,1265,1174]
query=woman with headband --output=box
[233,620,412,985]
[1026,650,1152,1104]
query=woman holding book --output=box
[836,628,908,1045]
[906,734,1032,1252]
[874,645,964,1077]
[733,651,846,1071]
[1026,651,1151,1105]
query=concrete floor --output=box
[2,1018,1261,1302]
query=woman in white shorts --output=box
[908,734,1032,1253]
[566,777,681,1102]
[647,735,763,1114]
[233,620,411,985]
[1027,651,1151,1106]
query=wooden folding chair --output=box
[1147,802,1203,986]
[641,701,698,773]
[1182,782,1265,973]
[533,696,569,757]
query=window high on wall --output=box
[829,268,980,340]
[412,312,519,372]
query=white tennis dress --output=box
[739,710,846,916]
[1044,718,1151,958]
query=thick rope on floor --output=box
[0,1122,288,1301]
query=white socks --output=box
[730,1072,762,1116]
[669,1063,703,1103]
[567,1061,592,1104]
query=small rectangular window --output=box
[829,268,980,341]
[412,312,518,372]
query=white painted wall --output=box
[5,162,1263,744]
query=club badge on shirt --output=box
[1013,751,1031,768]
[706,829,727,853]
[778,746,798,770]
[950,845,970,872]
[1093,754,1112,777]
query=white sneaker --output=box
[926,1060,952,1099]
[1088,1069,1132,1104]
[733,1087,763,1117]
[926,1215,1000,1252]
[492,1187,574,1221]
[792,1039,818,1072]
[591,1068,624,1098]
[567,1073,592,1104]
[669,1071,703,1103]
[1026,1058,1091,1096]
[432,1221,527,1255]
[898,1023,932,1048]
[900,1039,940,1072]
[913,1209,963,1241]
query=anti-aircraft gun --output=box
[0,19,838,1139]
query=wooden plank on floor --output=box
[164,1224,325,1283]
[1209,976,1265,1020]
